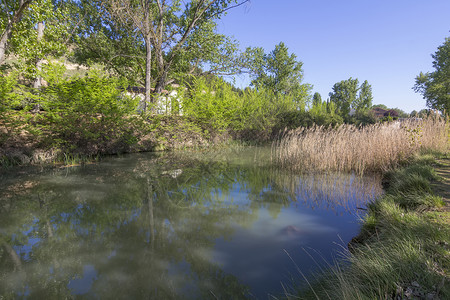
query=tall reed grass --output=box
[272,114,448,175]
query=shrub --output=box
[35,65,140,153]
[182,77,306,138]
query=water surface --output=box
[0,147,382,299]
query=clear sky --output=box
[216,0,450,113]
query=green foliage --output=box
[0,70,36,144]
[72,0,146,85]
[74,0,249,95]
[329,77,359,117]
[414,36,450,114]
[3,0,69,81]
[307,98,344,126]
[352,109,377,126]
[173,20,244,79]
[248,42,312,108]
[312,92,322,106]
[182,77,304,136]
[0,71,21,110]
[372,103,388,110]
[183,77,239,131]
[329,77,373,121]
[34,66,141,153]
[355,80,373,112]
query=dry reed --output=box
[272,114,449,175]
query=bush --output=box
[182,77,306,138]
[35,65,141,153]
[0,71,36,145]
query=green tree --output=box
[0,0,34,64]
[10,0,70,85]
[249,42,312,108]
[371,104,388,109]
[392,108,408,118]
[329,77,373,121]
[76,0,249,112]
[72,0,145,84]
[312,92,322,106]
[329,77,359,118]
[414,37,450,114]
[418,109,430,118]
[173,20,246,79]
[355,80,373,112]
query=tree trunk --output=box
[33,21,44,90]
[1,241,22,271]
[0,30,8,65]
[144,36,152,113]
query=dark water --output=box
[0,147,382,299]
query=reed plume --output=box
[272,114,448,175]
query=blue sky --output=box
[217,0,450,113]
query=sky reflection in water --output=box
[0,147,382,299]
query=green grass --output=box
[291,153,450,299]
[60,152,100,166]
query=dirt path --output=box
[432,158,450,212]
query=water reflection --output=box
[0,148,382,299]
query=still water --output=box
[0,147,382,299]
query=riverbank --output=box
[0,114,234,168]
[294,152,449,299]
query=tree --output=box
[355,80,373,112]
[414,37,450,114]
[371,104,388,109]
[249,42,312,108]
[329,77,373,120]
[418,109,430,117]
[0,0,34,64]
[312,92,322,106]
[392,108,408,118]
[172,20,246,79]
[77,0,250,112]
[73,0,145,85]
[1,1,71,76]
[329,77,359,118]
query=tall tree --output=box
[173,20,246,79]
[414,36,450,114]
[78,0,250,112]
[355,80,373,112]
[329,77,359,117]
[73,0,145,84]
[249,42,312,107]
[312,92,322,106]
[0,0,34,64]
[1,0,70,74]
[329,77,373,119]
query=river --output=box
[0,147,382,299]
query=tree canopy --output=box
[248,42,312,107]
[329,77,373,120]
[73,0,250,111]
[414,36,450,114]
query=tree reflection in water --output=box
[0,147,382,299]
